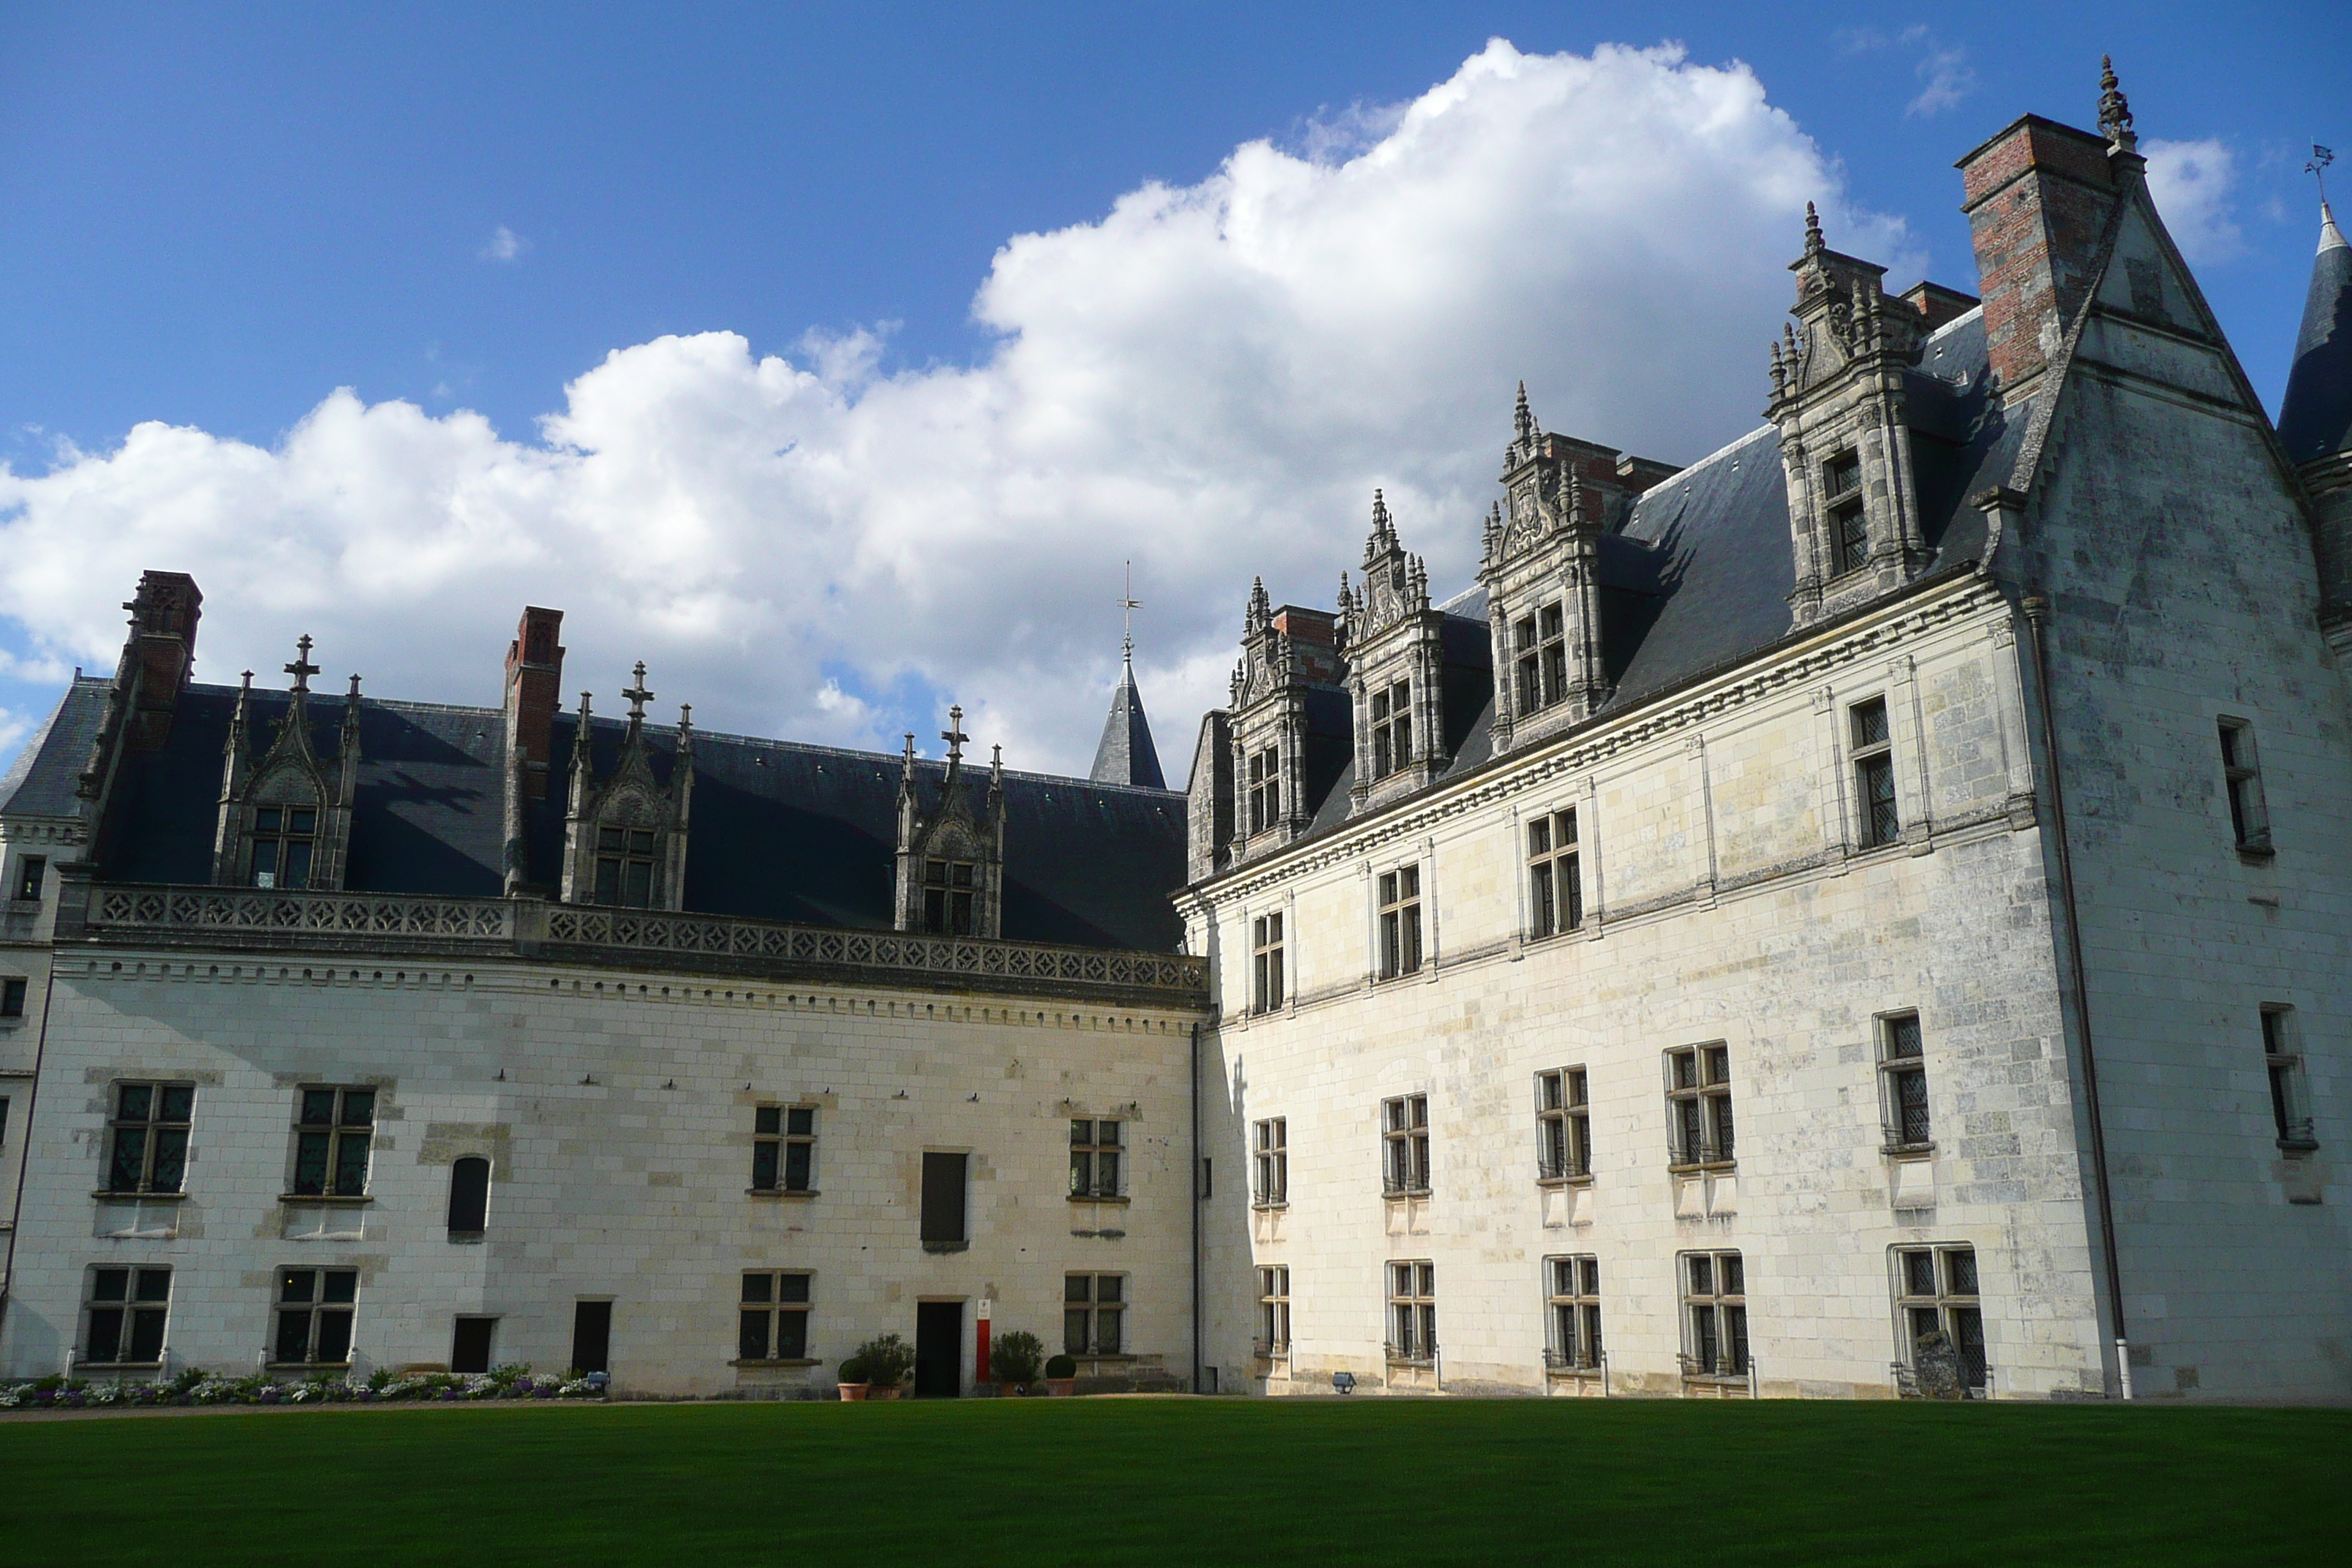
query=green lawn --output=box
[2,1398,2341,1565]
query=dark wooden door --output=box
[571,1300,612,1374]
[914,1300,962,1398]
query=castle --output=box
[3,67,2347,1402]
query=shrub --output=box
[1044,1353,1077,1380]
[836,1354,869,1384]
[851,1334,915,1389]
[992,1330,1045,1387]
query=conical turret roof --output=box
[1088,656,1166,790]
[2279,203,2352,465]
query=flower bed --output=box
[0,1364,607,1412]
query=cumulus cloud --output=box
[2145,138,2245,265]
[480,225,529,263]
[0,40,1914,783]
[1906,47,1975,118]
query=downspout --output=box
[2021,595,2131,1397]
[1189,1021,1202,1395]
[0,946,63,1335]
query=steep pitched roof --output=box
[1089,660,1166,790]
[2280,203,2352,465]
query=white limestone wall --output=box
[0,955,1201,1396]
[0,819,70,1295]
[1191,580,2114,1399]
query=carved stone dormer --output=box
[1341,491,1446,812]
[893,706,1006,936]
[1226,579,1346,862]
[1480,385,1643,754]
[1769,203,1931,629]
[559,663,693,909]
[211,636,360,891]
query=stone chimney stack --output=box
[503,606,566,799]
[1956,114,2120,394]
[124,570,203,752]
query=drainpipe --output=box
[2021,595,2131,1398]
[1,943,63,1344]
[1189,1021,1202,1395]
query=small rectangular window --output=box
[446,1155,492,1237]
[1253,1117,1288,1206]
[1068,1120,1123,1199]
[2217,720,2272,851]
[1536,1068,1591,1180]
[105,1082,194,1195]
[1893,1245,1984,1393]
[1665,1046,1733,1167]
[1526,809,1583,939]
[1382,1093,1431,1196]
[83,1265,172,1366]
[290,1086,374,1197]
[13,855,45,902]
[1371,680,1412,779]
[0,1096,10,1148]
[1064,1273,1124,1357]
[272,1267,358,1366]
[249,804,320,889]
[1386,1260,1436,1363]
[1251,912,1285,1014]
[1515,604,1569,714]
[1256,1265,1291,1354]
[1825,453,1867,576]
[594,824,660,908]
[1851,698,1899,849]
[751,1104,817,1192]
[920,1151,968,1251]
[1880,1014,1931,1151]
[1247,747,1281,835]
[922,858,978,934]
[2262,1006,2315,1150]
[1680,1251,1748,1379]
[1378,865,1423,979]
[0,978,25,1019]
[738,1271,813,1362]
[1544,1255,1603,1371]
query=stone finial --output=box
[1512,380,1536,445]
[2097,56,2136,152]
[941,704,968,764]
[284,634,319,693]
[1803,200,1825,257]
[622,661,653,721]
[1366,489,1398,562]
[1246,576,1273,632]
[347,673,362,700]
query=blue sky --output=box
[1,2,2344,780]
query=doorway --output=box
[571,1300,612,1375]
[914,1300,963,1398]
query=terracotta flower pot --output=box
[837,1382,870,1402]
[868,1384,902,1401]
[1044,1378,1078,1398]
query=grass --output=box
[1,1397,2342,1565]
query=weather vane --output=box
[2311,144,2336,207]
[1117,560,1142,666]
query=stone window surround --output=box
[1875,1010,1934,1157]
[1542,1254,1603,1373]
[1252,1116,1287,1208]
[1664,1044,1735,1172]
[1256,1264,1291,1357]
[1890,1243,1985,1393]
[750,1103,818,1195]
[1535,1066,1592,1184]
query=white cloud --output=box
[0,40,1915,785]
[480,225,529,263]
[1906,47,1975,118]
[2144,138,2246,265]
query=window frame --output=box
[289,1085,375,1199]
[1251,911,1286,1014]
[2261,1006,2317,1152]
[1678,1250,1749,1381]
[921,856,979,935]
[1384,1259,1436,1365]
[593,824,660,908]
[1892,1244,1985,1394]
[446,1154,492,1237]
[1543,1254,1603,1373]
[1526,809,1583,941]
[1246,746,1281,835]
[1063,1273,1126,1358]
[0,976,25,1019]
[1252,1117,1288,1208]
[1370,679,1412,779]
[1514,603,1568,715]
[1535,1067,1592,1182]
[12,853,45,902]
[247,802,320,890]
[750,1104,818,1194]
[1664,1045,1735,1169]
[1376,864,1423,980]
[103,1081,195,1196]
[1068,1118,1125,1200]
[1256,1264,1291,1357]
[1850,696,1900,850]
[270,1266,358,1368]
[2217,718,2272,853]
[1823,450,1867,576]
[81,1264,173,1368]
[1382,1093,1431,1197]
[736,1270,815,1365]
[1877,1013,1932,1154]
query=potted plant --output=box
[1043,1352,1079,1398]
[851,1333,915,1401]
[834,1354,870,1402]
[992,1330,1045,1395]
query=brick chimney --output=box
[503,606,565,799]
[1957,116,2120,393]
[124,570,202,751]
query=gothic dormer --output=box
[1768,203,1931,629]
[1226,579,1348,862]
[893,706,1006,936]
[211,636,360,890]
[1341,491,1446,812]
[1480,387,1632,754]
[559,663,693,909]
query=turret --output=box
[2278,200,2352,659]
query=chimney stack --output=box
[124,570,202,751]
[504,606,565,799]
[1956,114,2119,393]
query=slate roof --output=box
[7,683,1188,952]
[1088,660,1167,790]
[2279,203,2352,466]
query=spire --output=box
[1365,488,1400,565]
[1803,200,1824,257]
[2280,199,2352,465]
[2097,56,2136,154]
[1512,381,1535,445]
[1245,576,1272,633]
[1089,635,1167,791]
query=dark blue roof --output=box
[2279,207,2352,466]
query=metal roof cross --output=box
[941,704,969,764]
[622,661,654,720]
[284,635,320,693]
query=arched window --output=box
[447,1156,491,1237]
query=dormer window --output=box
[1514,605,1567,715]
[1247,747,1281,834]
[593,826,657,907]
[250,806,317,889]
[1824,453,1867,576]
[1370,681,1412,779]
[923,858,977,935]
